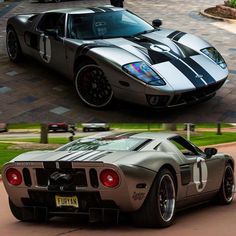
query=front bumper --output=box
[145,78,226,108]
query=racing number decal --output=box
[193,157,208,192]
[39,34,51,63]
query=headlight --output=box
[123,62,166,86]
[201,47,227,69]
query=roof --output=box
[45,6,124,15]
[79,132,178,142]
[131,132,178,140]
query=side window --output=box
[169,136,203,157]
[37,13,65,37]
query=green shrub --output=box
[225,0,236,8]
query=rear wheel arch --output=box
[158,164,178,193]
[226,159,234,170]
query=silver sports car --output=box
[6,6,228,108]
[2,132,235,227]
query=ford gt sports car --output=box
[2,132,235,227]
[6,6,228,109]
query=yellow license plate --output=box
[55,195,79,208]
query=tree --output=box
[40,124,48,144]
[216,123,222,135]
[162,124,177,131]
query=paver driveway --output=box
[0,0,236,122]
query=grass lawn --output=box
[190,132,236,146]
[0,143,33,172]
[6,123,233,131]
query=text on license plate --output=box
[55,195,79,208]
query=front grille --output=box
[169,79,225,106]
[36,168,88,190]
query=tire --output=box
[6,27,23,63]
[217,164,235,205]
[133,169,176,228]
[74,61,113,108]
[9,198,47,222]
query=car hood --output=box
[71,28,228,91]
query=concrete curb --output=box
[0,0,22,18]
[200,9,236,24]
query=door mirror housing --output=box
[152,19,162,28]
[204,148,217,158]
[45,29,59,38]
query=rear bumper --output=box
[19,189,120,222]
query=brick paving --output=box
[0,0,236,122]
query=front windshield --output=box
[67,10,154,40]
[57,137,147,151]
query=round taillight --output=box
[6,168,22,186]
[100,169,120,188]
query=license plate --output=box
[55,195,79,208]
[52,125,58,127]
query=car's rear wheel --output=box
[217,164,234,204]
[6,27,23,63]
[9,198,47,222]
[133,169,176,228]
[75,62,113,108]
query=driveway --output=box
[0,142,236,236]
[0,0,236,122]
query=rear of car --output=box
[48,123,69,132]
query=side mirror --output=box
[152,19,162,28]
[45,29,59,38]
[204,148,217,158]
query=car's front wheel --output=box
[6,27,23,63]
[217,164,235,204]
[74,62,113,108]
[9,198,47,222]
[133,169,176,228]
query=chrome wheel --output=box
[7,29,18,61]
[223,166,234,203]
[158,174,175,222]
[75,65,113,108]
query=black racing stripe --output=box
[56,152,77,161]
[170,59,206,88]
[98,7,113,12]
[167,30,180,39]
[89,151,112,161]
[87,7,104,13]
[183,57,216,84]
[77,151,102,161]
[124,37,174,64]
[147,49,172,64]
[67,151,94,161]
[173,32,186,41]
[126,36,183,60]
[83,152,112,161]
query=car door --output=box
[33,13,68,75]
[169,136,224,198]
